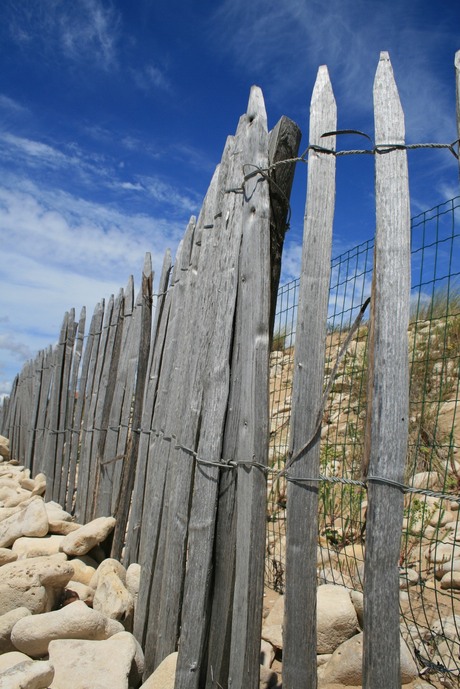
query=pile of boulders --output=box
[0,435,170,689]
[261,584,429,689]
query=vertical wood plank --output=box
[66,304,102,514]
[456,50,460,177]
[59,307,86,508]
[205,115,301,689]
[94,277,136,518]
[111,253,153,558]
[362,51,411,689]
[43,312,71,501]
[175,86,271,689]
[53,309,77,503]
[283,66,336,689]
[86,290,124,520]
[74,299,107,521]
[123,248,172,565]
[268,116,302,336]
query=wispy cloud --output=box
[0,173,187,393]
[210,0,458,141]
[133,63,171,93]
[0,94,28,115]
[5,0,121,69]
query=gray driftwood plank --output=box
[67,304,103,514]
[60,307,86,508]
[175,87,270,689]
[94,276,136,518]
[111,253,153,558]
[362,51,410,689]
[53,309,77,503]
[283,66,336,689]
[204,115,301,689]
[33,346,53,476]
[133,217,198,651]
[87,289,124,520]
[123,249,172,565]
[138,155,230,676]
[74,299,107,521]
[268,116,302,336]
[25,350,45,474]
[58,307,86,505]
[43,312,71,500]
[456,51,460,164]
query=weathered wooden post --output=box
[362,51,411,689]
[456,50,460,179]
[283,66,336,689]
[111,253,153,557]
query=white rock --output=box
[12,534,66,559]
[259,666,279,688]
[90,557,126,588]
[0,660,54,689]
[140,652,177,689]
[0,651,31,672]
[0,607,32,653]
[31,473,47,496]
[126,562,141,601]
[0,485,33,508]
[441,570,460,589]
[318,631,418,686]
[60,516,116,556]
[68,556,98,585]
[65,580,94,605]
[260,639,275,668]
[0,553,73,614]
[93,567,134,630]
[317,584,359,654]
[11,599,125,657]
[0,496,49,548]
[0,546,17,565]
[349,589,363,629]
[48,631,144,689]
[0,435,10,461]
[430,614,460,641]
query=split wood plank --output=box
[122,248,172,565]
[138,171,230,675]
[53,309,78,503]
[93,276,136,518]
[175,86,270,689]
[110,253,153,557]
[74,299,107,521]
[59,307,86,508]
[362,51,411,689]
[204,114,301,689]
[85,291,124,521]
[66,303,104,514]
[283,66,336,689]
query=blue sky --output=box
[0,0,459,397]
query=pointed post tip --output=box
[247,85,267,124]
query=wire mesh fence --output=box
[267,195,460,680]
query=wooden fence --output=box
[1,50,459,689]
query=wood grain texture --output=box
[111,253,153,558]
[283,66,336,689]
[456,51,460,174]
[362,51,411,689]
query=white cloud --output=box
[133,63,171,93]
[6,0,121,70]
[210,0,458,141]
[0,174,187,393]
